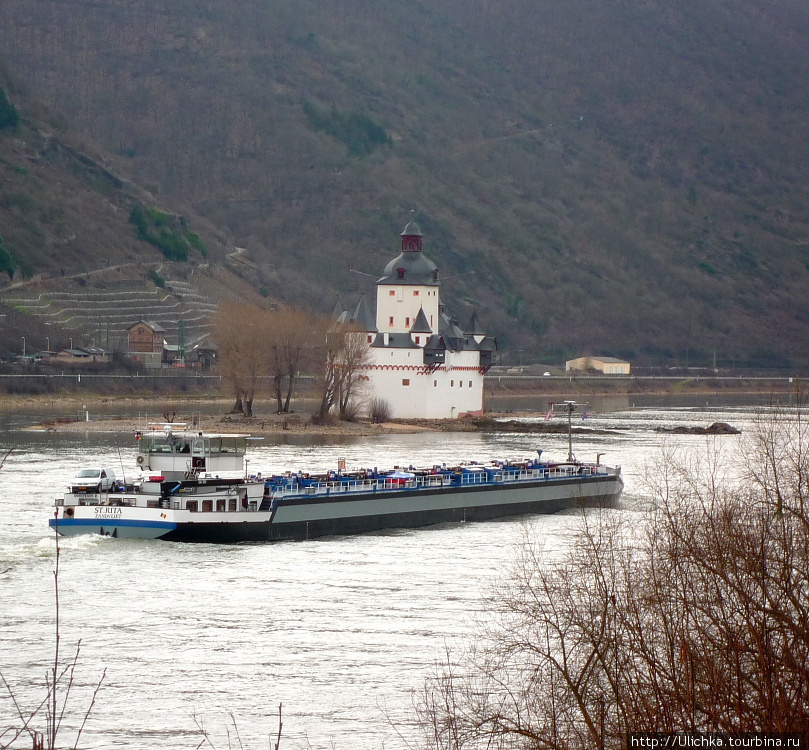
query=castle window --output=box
[389,290,395,296]
[460,381,463,388]
[469,381,472,388]
[432,270,438,281]
[367,335,373,343]
[433,380,437,387]
[402,378,410,386]
[413,290,419,296]
[405,317,410,327]
[389,316,394,327]
[397,268,405,279]
[415,336,420,344]
[451,380,454,387]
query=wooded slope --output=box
[0,0,807,366]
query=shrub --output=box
[129,204,203,262]
[0,236,16,278]
[340,398,363,422]
[145,207,171,226]
[186,232,208,258]
[155,229,189,261]
[303,101,391,156]
[148,267,165,287]
[369,397,392,423]
[0,88,20,130]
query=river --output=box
[0,394,784,749]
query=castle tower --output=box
[340,221,498,419]
[375,220,440,336]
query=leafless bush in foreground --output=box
[417,399,809,749]
[1,519,105,749]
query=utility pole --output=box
[178,319,185,361]
[550,400,588,462]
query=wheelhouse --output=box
[136,426,250,480]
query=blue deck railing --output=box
[267,464,611,502]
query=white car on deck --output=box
[69,467,117,494]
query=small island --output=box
[655,421,741,435]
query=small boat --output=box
[50,420,623,543]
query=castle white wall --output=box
[364,348,484,419]
[375,284,439,334]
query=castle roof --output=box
[370,332,420,349]
[129,320,166,333]
[400,220,423,237]
[463,310,485,336]
[409,307,433,334]
[377,251,439,286]
[351,296,377,333]
[378,219,438,286]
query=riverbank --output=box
[12,396,426,436]
[1,371,802,405]
[6,380,795,437]
[6,374,798,435]
[23,405,607,437]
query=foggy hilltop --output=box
[0,0,807,367]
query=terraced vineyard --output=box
[0,271,217,349]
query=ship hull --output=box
[50,473,623,543]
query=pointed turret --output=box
[351,296,377,333]
[463,310,485,336]
[409,307,433,334]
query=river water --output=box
[0,394,783,749]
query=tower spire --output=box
[400,220,423,253]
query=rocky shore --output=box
[13,393,626,437]
[27,410,625,437]
[654,421,741,435]
[5,392,747,436]
[26,409,419,437]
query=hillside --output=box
[0,67,267,355]
[0,0,807,367]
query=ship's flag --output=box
[545,407,553,421]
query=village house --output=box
[49,347,110,364]
[127,320,165,368]
[566,356,631,375]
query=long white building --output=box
[338,220,498,419]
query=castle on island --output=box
[335,220,498,419]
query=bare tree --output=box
[417,398,809,749]
[335,327,371,420]
[267,306,325,414]
[213,301,268,417]
[316,322,371,422]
